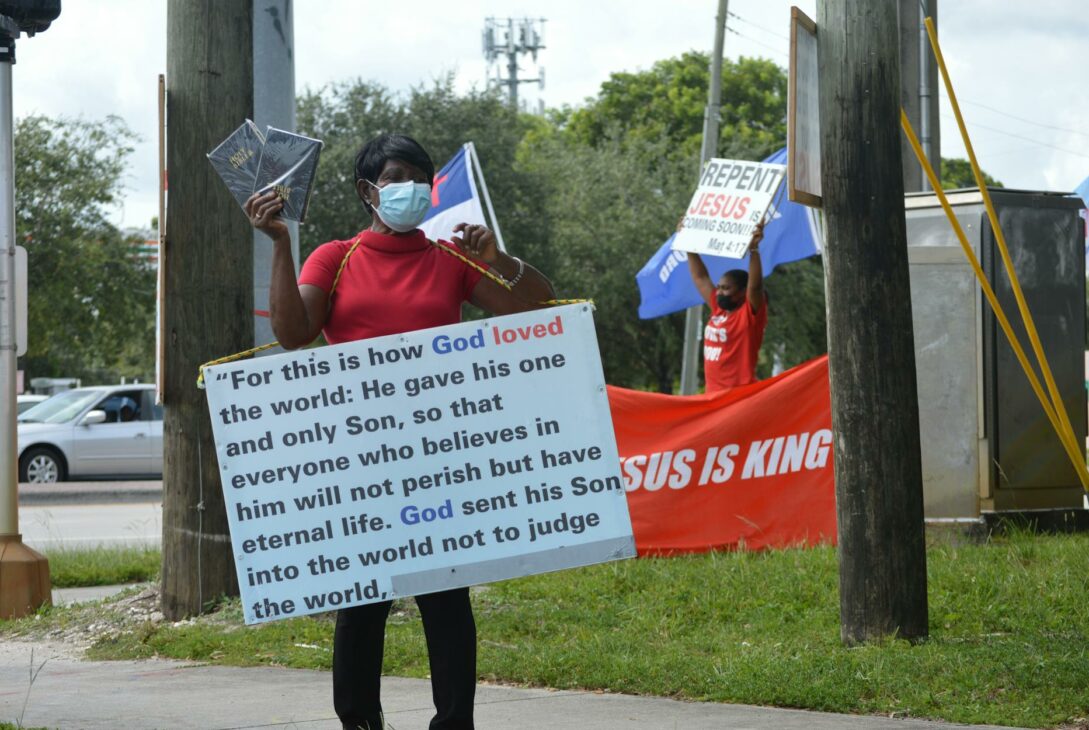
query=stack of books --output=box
[207,120,323,223]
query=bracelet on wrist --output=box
[506,256,526,288]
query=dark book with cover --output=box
[252,126,323,223]
[206,119,265,208]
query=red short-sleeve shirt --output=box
[703,297,768,392]
[297,229,483,344]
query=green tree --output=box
[15,115,155,384]
[563,53,787,162]
[294,56,822,391]
[516,131,693,391]
[941,157,1003,190]
[759,257,827,378]
[530,52,825,389]
[297,76,549,267]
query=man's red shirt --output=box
[703,297,767,392]
[297,229,483,343]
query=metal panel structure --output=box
[906,194,986,517]
[905,189,1087,517]
[981,192,1086,510]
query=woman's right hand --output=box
[245,190,289,241]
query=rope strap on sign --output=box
[196,235,590,388]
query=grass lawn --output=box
[6,531,1089,728]
[42,545,159,588]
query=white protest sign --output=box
[672,158,786,259]
[205,304,636,625]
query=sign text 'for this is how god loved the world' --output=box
[204,304,636,624]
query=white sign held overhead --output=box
[204,304,636,625]
[672,158,786,260]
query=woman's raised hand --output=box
[453,223,499,264]
[245,190,290,241]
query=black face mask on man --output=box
[717,293,741,311]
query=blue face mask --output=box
[369,180,432,232]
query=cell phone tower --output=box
[482,17,545,112]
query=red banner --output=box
[609,355,836,555]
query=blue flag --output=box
[636,148,823,319]
[1076,174,1089,205]
[419,144,487,243]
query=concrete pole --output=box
[252,0,297,354]
[0,32,50,620]
[679,0,729,395]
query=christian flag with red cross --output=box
[419,144,487,243]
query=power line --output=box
[725,12,1089,161]
[725,26,788,60]
[727,10,790,42]
[960,100,1089,140]
[940,113,1089,160]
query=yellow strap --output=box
[902,115,1089,492]
[196,235,589,387]
[919,17,1088,492]
[426,239,589,307]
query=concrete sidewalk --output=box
[0,638,1028,730]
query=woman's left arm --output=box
[456,223,556,314]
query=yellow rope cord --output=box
[901,112,1089,493]
[426,239,590,307]
[919,16,1088,493]
[196,234,589,387]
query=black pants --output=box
[333,587,476,730]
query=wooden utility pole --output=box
[162,0,254,619]
[817,0,929,644]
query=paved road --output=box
[19,501,161,550]
[14,480,162,550]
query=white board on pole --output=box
[671,158,786,259]
[789,6,822,207]
[204,303,636,624]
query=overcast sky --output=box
[10,0,1089,229]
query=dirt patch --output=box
[2,584,166,652]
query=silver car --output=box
[17,384,163,483]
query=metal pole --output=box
[507,18,518,109]
[0,9,55,621]
[918,0,935,190]
[0,58,15,537]
[252,0,297,353]
[466,142,507,253]
[680,0,729,395]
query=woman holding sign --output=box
[246,133,555,730]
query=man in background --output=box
[687,221,767,392]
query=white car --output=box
[17,384,163,483]
[16,394,48,414]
